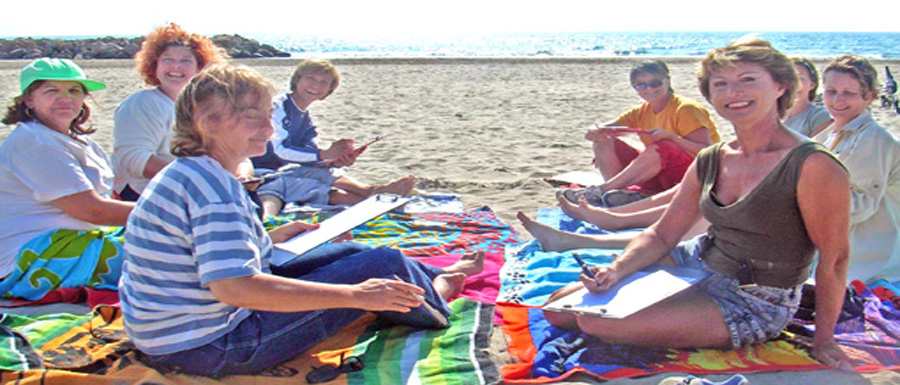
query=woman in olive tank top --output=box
[521,39,854,370]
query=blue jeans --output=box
[145,247,449,375]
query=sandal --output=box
[599,189,645,207]
[555,186,604,206]
[305,352,365,383]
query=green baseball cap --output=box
[19,58,106,94]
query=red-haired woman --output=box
[111,22,228,201]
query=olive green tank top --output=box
[696,141,838,287]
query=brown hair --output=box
[134,23,228,87]
[289,59,340,99]
[823,55,879,100]
[2,81,95,135]
[698,38,797,118]
[792,57,820,102]
[170,64,275,157]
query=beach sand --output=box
[2,58,899,384]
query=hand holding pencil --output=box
[573,253,622,292]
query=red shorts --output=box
[613,139,693,195]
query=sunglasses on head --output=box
[632,79,665,90]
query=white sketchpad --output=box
[542,265,709,319]
[273,193,410,263]
[543,170,605,187]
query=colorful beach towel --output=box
[0,228,125,301]
[496,213,900,382]
[0,299,500,385]
[350,206,522,257]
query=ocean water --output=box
[247,31,900,59]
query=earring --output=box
[24,107,34,119]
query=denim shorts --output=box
[257,165,342,205]
[669,235,803,349]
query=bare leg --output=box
[332,175,416,198]
[592,137,626,180]
[574,288,732,349]
[516,211,638,251]
[260,195,285,218]
[542,282,585,328]
[373,175,416,197]
[600,143,663,191]
[442,250,486,276]
[328,189,369,205]
[559,195,667,230]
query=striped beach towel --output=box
[0,299,501,385]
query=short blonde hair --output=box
[823,55,879,100]
[698,39,797,118]
[170,64,275,157]
[289,59,340,99]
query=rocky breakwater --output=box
[0,34,292,60]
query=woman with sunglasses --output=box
[560,60,719,207]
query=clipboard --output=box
[273,193,410,262]
[316,134,390,167]
[543,170,605,188]
[542,265,709,319]
[601,126,651,136]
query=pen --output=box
[572,253,596,280]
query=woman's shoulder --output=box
[671,94,712,113]
[159,157,242,201]
[1,122,63,149]
[116,88,172,112]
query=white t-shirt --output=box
[0,121,114,277]
[112,88,176,194]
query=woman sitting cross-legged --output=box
[119,63,484,376]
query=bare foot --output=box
[558,196,623,230]
[516,211,581,252]
[517,211,635,251]
[443,250,486,276]
[374,175,416,197]
[433,272,467,300]
[558,195,591,221]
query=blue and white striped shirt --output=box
[120,155,272,355]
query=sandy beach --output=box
[3,57,900,230]
[2,57,900,384]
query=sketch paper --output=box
[542,266,709,319]
[273,194,410,263]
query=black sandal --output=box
[305,352,365,384]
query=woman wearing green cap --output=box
[0,58,133,300]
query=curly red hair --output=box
[134,23,228,87]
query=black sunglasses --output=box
[306,352,364,384]
[632,79,665,91]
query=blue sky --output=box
[3,0,899,38]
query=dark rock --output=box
[0,34,290,60]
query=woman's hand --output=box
[267,220,320,243]
[352,278,424,312]
[812,336,855,371]
[322,138,356,160]
[581,262,625,292]
[646,128,677,142]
